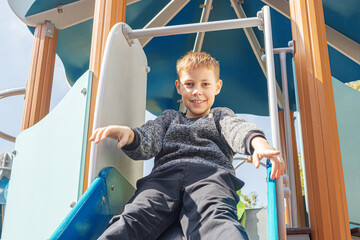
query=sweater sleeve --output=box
[121,110,174,160]
[217,108,266,155]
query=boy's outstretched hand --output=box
[251,136,285,180]
[89,125,134,149]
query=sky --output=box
[0,1,70,154]
[0,2,272,207]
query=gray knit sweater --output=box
[122,107,265,172]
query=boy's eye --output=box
[203,83,210,86]
[185,83,193,86]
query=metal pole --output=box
[262,6,286,240]
[230,0,285,110]
[273,47,293,54]
[280,51,298,227]
[127,17,262,39]
[193,0,213,52]
[0,88,25,99]
[0,88,26,142]
[140,0,190,47]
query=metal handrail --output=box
[233,156,267,170]
[0,88,26,143]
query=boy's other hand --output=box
[89,125,134,149]
[251,136,285,179]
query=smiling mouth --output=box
[191,100,206,103]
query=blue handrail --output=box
[267,159,279,240]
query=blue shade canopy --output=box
[8,0,360,115]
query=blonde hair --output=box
[176,51,220,80]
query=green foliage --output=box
[298,153,305,195]
[345,80,360,92]
[240,192,264,209]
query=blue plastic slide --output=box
[50,167,135,239]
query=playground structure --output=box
[1,0,360,239]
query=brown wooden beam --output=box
[289,0,351,239]
[83,0,127,192]
[21,22,58,131]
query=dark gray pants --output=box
[98,162,248,240]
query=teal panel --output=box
[78,71,93,198]
[100,167,136,216]
[332,77,360,225]
[2,71,91,240]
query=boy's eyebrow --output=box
[181,78,193,82]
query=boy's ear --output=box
[175,80,181,94]
[216,79,223,95]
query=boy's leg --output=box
[180,163,248,240]
[97,164,186,240]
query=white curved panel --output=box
[8,0,143,29]
[89,23,148,187]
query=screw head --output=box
[111,185,115,191]
[81,88,87,95]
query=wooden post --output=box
[21,22,58,131]
[83,0,127,192]
[289,0,351,239]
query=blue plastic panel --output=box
[51,167,136,239]
[51,177,110,240]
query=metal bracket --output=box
[57,5,63,13]
[45,21,55,38]
[122,24,134,46]
[260,40,295,61]
[199,4,213,10]
[288,40,295,53]
[0,153,13,180]
[257,11,264,31]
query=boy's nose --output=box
[192,88,202,95]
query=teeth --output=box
[193,100,204,103]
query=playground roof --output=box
[8,0,360,115]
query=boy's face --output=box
[175,67,222,118]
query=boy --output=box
[90,52,285,239]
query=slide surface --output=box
[51,167,135,239]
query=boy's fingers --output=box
[89,128,99,141]
[270,161,278,179]
[252,153,260,169]
[101,127,111,140]
[273,155,285,179]
[276,155,285,176]
[118,135,128,149]
[95,128,106,143]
